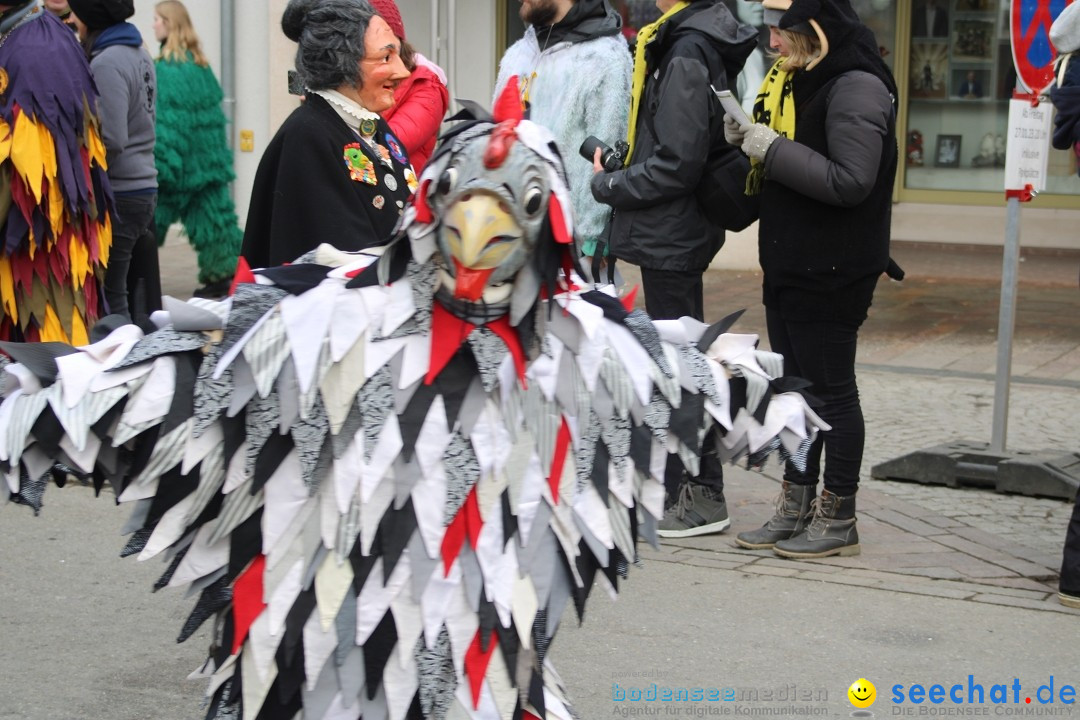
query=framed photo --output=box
[953,19,995,60]
[910,41,949,98]
[912,0,949,38]
[951,67,990,98]
[935,134,962,167]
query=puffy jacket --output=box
[755,0,898,322]
[382,55,449,171]
[590,0,755,271]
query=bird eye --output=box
[437,168,457,196]
[523,186,543,216]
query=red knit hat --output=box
[369,0,405,41]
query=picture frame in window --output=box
[910,41,949,98]
[935,134,963,168]
[952,67,990,99]
[953,19,995,60]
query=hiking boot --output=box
[735,481,815,550]
[657,483,730,538]
[1060,591,1080,609]
[193,278,231,299]
[773,489,860,558]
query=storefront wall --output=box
[501,0,1080,262]
[126,0,1080,259]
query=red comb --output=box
[493,75,525,123]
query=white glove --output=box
[741,123,779,162]
[723,113,747,146]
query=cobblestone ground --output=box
[860,369,1076,562]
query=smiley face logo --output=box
[848,678,876,708]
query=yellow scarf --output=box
[747,58,796,194]
[625,1,689,163]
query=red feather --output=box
[547,193,571,245]
[230,256,256,295]
[465,628,499,709]
[231,554,267,655]
[492,76,524,124]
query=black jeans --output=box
[107,194,158,322]
[1061,489,1080,594]
[766,308,864,497]
[640,267,704,322]
[640,267,723,497]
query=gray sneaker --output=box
[657,483,730,538]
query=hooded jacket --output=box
[87,22,157,194]
[590,0,756,271]
[494,0,631,255]
[757,0,897,322]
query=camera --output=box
[579,135,629,172]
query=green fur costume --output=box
[154,54,241,285]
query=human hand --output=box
[723,113,748,146]
[741,124,779,162]
[593,147,604,174]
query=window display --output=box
[904,0,1078,195]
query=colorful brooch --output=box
[385,132,408,166]
[343,142,377,185]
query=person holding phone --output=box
[725,0,898,558]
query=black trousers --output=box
[107,194,161,325]
[1061,489,1080,595]
[640,267,704,323]
[640,267,723,496]
[766,308,864,497]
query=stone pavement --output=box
[612,241,1080,615]
[158,234,1080,615]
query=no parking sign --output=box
[1011,0,1071,92]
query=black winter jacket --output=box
[755,8,898,324]
[759,71,896,323]
[590,0,755,271]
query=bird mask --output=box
[393,77,577,328]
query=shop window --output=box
[903,0,1078,195]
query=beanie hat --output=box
[761,3,813,35]
[369,0,405,41]
[1051,1,1080,54]
[66,0,134,30]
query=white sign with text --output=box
[1003,99,1053,192]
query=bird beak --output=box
[442,191,522,301]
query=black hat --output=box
[66,0,134,30]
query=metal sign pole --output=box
[990,196,1021,453]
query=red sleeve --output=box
[386,74,450,158]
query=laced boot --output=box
[773,489,860,558]
[657,483,730,538]
[734,481,815,550]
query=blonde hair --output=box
[771,29,821,72]
[156,0,208,66]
